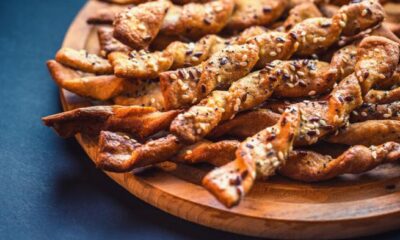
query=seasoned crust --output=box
[196,43,259,98]
[162,0,235,39]
[113,0,171,49]
[203,107,300,207]
[225,0,288,31]
[42,105,180,139]
[108,49,173,79]
[55,48,113,75]
[165,34,225,69]
[350,102,400,122]
[112,80,166,110]
[160,66,202,109]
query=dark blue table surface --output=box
[0,1,399,239]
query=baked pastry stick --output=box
[160,43,260,109]
[55,48,113,75]
[280,142,400,182]
[224,0,288,31]
[281,2,323,31]
[109,26,266,79]
[48,60,165,109]
[364,86,400,103]
[350,102,400,122]
[108,49,174,79]
[97,128,400,181]
[113,0,235,49]
[122,2,380,171]
[162,0,234,39]
[203,36,399,207]
[113,0,171,50]
[96,131,239,171]
[326,120,400,146]
[161,0,384,109]
[209,109,281,139]
[47,60,124,101]
[170,42,359,143]
[112,81,166,110]
[210,102,400,139]
[42,105,180,140]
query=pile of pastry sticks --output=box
[43,0,400,207]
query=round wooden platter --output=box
[57,0,400,238]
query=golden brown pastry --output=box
[162,0,235,39]
[108,49,174,79]
[280,142,400,182]
[55,48,113,75]
[350,102,400,122]
[224,0,288,31]
[113,0,171,49]
[326,120,400,146]
[47,60,124,101]
[42,105,180,140]
[203,36,399,207]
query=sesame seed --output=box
[308,90,316,96]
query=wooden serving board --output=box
[57,1,400,238]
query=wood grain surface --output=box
[57,1,400,238]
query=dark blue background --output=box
[0,1,399,239]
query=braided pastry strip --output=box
[111,26,266,80]
[161,0,384,109]
[160,43,260,109]
[96,130,238,172]
[203,36,399,207]
[208,101,400,139]
[42,105,180,140]
[280,142,400,182]
[326,120,400,146]
[47,60,165,110]
[99,0,386,174]
[224,0,288,31]
[55,48,113,75]
[110,0,290,49]
[113,0,172,50]
[170,42,359,142]
[96,127,400,183]
[113,0,235,49]
[364,86,400,103]
[350,102,400,121]
[47,60,125,101]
